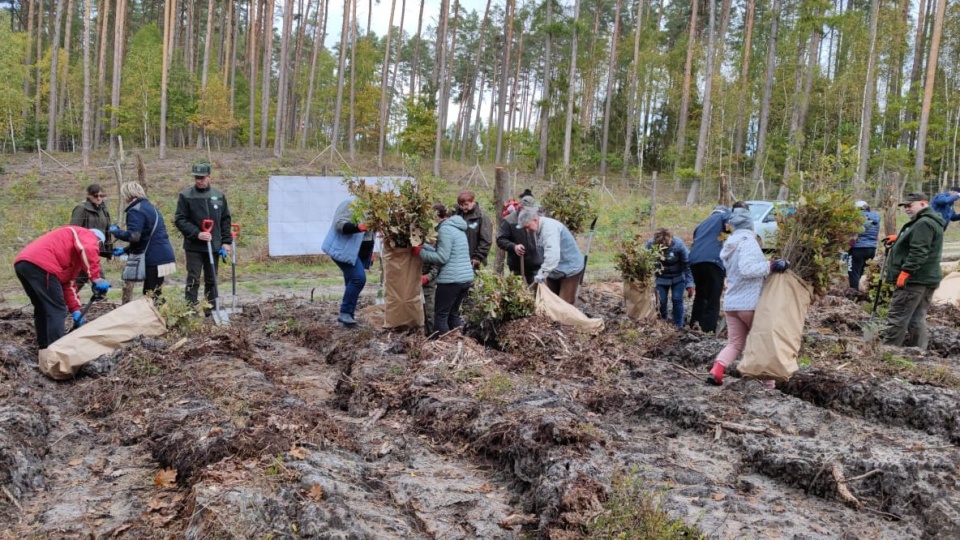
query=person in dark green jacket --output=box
[882,192,944,349]
[70,183,113,289]
[174,162,232,309]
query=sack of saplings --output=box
[738,271,812,381]
[347,177,439,329]
[615,234,661,321]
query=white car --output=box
[745,200,793,250]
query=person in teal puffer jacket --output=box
[418,213,474,336]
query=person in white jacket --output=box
[707,208,788,388]
[518,207,584,305]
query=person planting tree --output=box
[644,228,694,328]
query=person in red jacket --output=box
[14,226,112,349]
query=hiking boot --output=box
[706,363,725,386]
[337,313,358,326]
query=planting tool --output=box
[70,288,106,332]
[580,216,599,284]
[201,219,229,325]
[225,223,242,314]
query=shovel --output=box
[225,223,243,315]
[201,219,229,325]
[70,288,107,332]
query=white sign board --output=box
[267,176,410,256]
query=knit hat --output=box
[855,200,869,210]
[728,209,754,231]
[501,200,521,217]
[520,195,537,207]
[88,228,106,243]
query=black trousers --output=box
[689,263,725,333]
[15,261,68,349]
[185,250,219,305]
[848,246,876,290]
[434,282,471,336]
[143,265,165,298]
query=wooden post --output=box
[493,166,508,274]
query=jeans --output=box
[335,256,367,316]
[690,263,724,332]
[434,282,471,335]
[656,282,686,327]
[185,250,219,305]
[15,261,68,349]
[884,283,936,349]
[847,246,876,290]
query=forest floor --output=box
[2,149,960,538]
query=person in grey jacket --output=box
[321,196,374,327]
[518,207,584,305]
[706,209,788,388]
[418,213,474,336]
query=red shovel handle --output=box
[231,223,240,239]
[201,219,214,233]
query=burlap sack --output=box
[535,283,604,334]
[39,297,167,380]
[739,271,812,381]
[933,272,960,306]
[382,244,424,329]
[623,280,657,320]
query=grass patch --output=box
[589,468,704,539]
[475,372,513,403]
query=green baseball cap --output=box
[191,162,212,176]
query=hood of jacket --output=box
[442,215,468,232]
[721,229,755,263]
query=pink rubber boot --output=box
[707,363,725,386]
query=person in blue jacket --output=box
[847,200,880,290]
[417,212,474,336]
[645,228,694,328]
[687,204,738,332]
[931,186,960,229]
[109,182,177,299]
[322,196,374,327]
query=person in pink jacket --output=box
[706,208,788,388]
[14,226,112,349]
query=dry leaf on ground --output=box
[154,468,177,488]
[307,483,324,502]
[289,445,308,459]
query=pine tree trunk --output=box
[35,0,44,122]
[300,0,326,150]
[56,0,74,135]
[689,0,717,205]
[108,0,125,159]
[260,0,275,148]
[81,0,93,167]
[914,0,946,178]
[274,0,293,157]
[197,0,215,149]
[598,0,621,177]
[749,0,780,198]
[389,0,406,151]
[23,0,34,122]
[432,0,450,176]
[348,0,357,160]
[159,0,174,159]
[622,0,643,180]
[536,0,552,178]
[411,0,425,94]
[248,0,259,148]
[94,0,109,148]
[562,0,580,168]
[46,0,66,152]
[901,0,927,149]
[733,0,754,159]
[855,0,880,192]
[674,0,698,161]
[377,0,397,168]
[331,0,349,160]
[494,0,514,164]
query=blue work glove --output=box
[218,246,228,262]
[112,247,126,257]
[72,311,85,326]
[770,259,790,273]
[108,225,120,234]
[92,279,111,294]
[533,274,546,284]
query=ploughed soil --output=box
[3,282,960,539]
